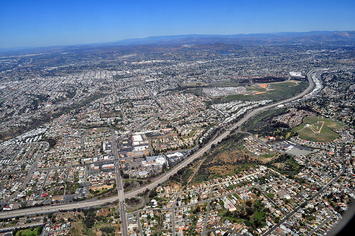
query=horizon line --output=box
[1,29,355,52]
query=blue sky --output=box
[1,0,355,48]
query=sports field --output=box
[293,116,343,142]
[210,80,308,104]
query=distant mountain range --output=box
[110,31,355,46]
[1,31,355,54]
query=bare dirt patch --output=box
[257,83,269,89]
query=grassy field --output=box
[15,227,42,236]
[293,116,343,142]
[210,80,308,103]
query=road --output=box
[0,222,44,233]
[112,136,128,236]
[262,169,344,236]
[0,69,321,220]
[8,142,48,201]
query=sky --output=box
[1,0,355,49]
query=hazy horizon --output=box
[1,0,355,49]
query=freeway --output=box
[0,222,44,233]
[0,69,321,220]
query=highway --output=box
[0,222,44,233]
[0,69,321,220]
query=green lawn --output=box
[293,116,343,142]
[15,227,42,236]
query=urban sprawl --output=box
[0,39,354,235]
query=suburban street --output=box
[262,169,345,236]
[112,136,128,236]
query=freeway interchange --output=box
[0,69,322,220]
